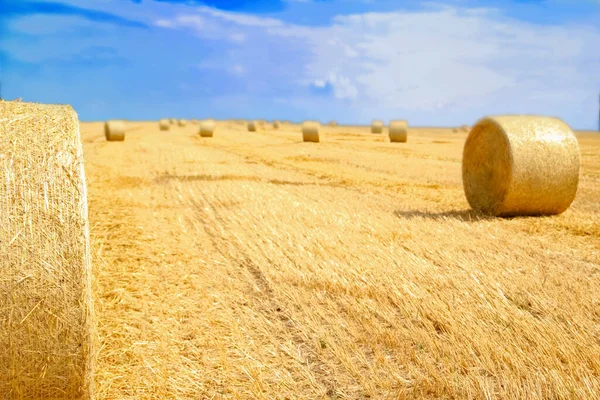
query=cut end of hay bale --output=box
[302,121,320,143]
[159,119,170,131]
[248,120,258,132]
[371,120,384,134]
[389,120,408,143]
[200,119,216,137]
[0,100,94,399]
[105,120,125,141]
[462,115,581,217]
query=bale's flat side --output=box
[371,120,384,134]
[462,115,580,216]
[105,120,125,141]
[159,119,170,131]
[0,101,94,399]
[248,121,257,132]
[302,121,320,143]
[389,120,408,142]
[200,119,216,137]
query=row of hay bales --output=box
[0,100,583,399]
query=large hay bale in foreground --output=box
[248,120,258,132]
[178,119,187,127]
[302,121,320,143]
[371,120,384,134]
[159,119,170,131]
[462,115,580,216]
[104,120,125,141]
[200,119,216,137]
[389,120,408,142]
[0,101,94,399]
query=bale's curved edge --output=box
[0,100,94,399]
[302,121,320,143]
[371,120,383,134]
[105,120,125,141]
[389,120,407,143]
[200,119,216,137]
[462,115,581,216]
[248,121,257,132]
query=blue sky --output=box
[1,0,600,129]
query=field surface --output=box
[82,121,600,399]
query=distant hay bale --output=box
[104,120,125,141]
[159,119,170,131]
[389,120,408,143]
[0,100,94,399]
[371,120,384,134]
[199,119,216,137]
[460,124,470,133]
[462,115,580,216]
[248,120,257,132]
[273,120,280,129]
[302,121,320,143]
[178,119,187,127]
[327,120,338,127]
[169,118,175,124]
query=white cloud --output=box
[229,64,246,76]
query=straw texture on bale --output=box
[302,121,320,143]
[371,120,384,134]
[462,115,581,217]
[0,101,94,399]
[178,119,187,127]
[248,120,258,132]
[200,119,216,137]
[104,120,125,141]
[389,120,408,143]
[159,119,170,131]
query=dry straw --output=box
[273,120,280,129]
[371,120,384,134]
[302,121,320,143]
[462,115,581,216]
[178,119,187,127]
[248,120,258,132]
[104,120,125,141]
[0,100,94,399]
[159,119,170,131]
[200,119,216,137]
[389,120,408,143]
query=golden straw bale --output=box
[104,120,125,141]
[460,124,470,133]
[462,115,580,216]
[159,119,170,131]
[169,118,175,124]
[178,119,187,127]
[389,120,408,142]
[273,120,280,129]
[0,100,94,399]
[200,119,216,137]
[248,120,258,132]
[327,120,338,127]
[371,120,384,133]
[302,121,320,143]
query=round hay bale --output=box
[371,120,384,134]
[248,120,257,132]
[460,124,470,133]
[302,121,320,143]
[200,119,216,137]
[462,115,580,216]
[327,120,338,127]
[159,119,170,131]
[389,120,408,143]
[0,100,94,399]
[273,120,280,129]
[169,118,175,124]
[104,120,125,141]
[178,119,187,127]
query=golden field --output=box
[83,120,600,399]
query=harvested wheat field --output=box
[83,120,600,399]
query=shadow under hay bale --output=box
[0,100,94,399]
[462,115,580,217]
[105,120,125,141]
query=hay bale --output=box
[169,118,175,124]
[104,120,125,141]
[248,120,257,132]
[178,119,187,127]
[389,120,408,143]
[462,115,580,216]
[302,121,320,143]
[200,119,216,137]
[0,101,94,399]
[327,120,338,127]
[371,120,384,134]
[273,120,280,129]
[159,119,170,131]
[460,124,470,133]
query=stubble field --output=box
[84,120,600,399]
